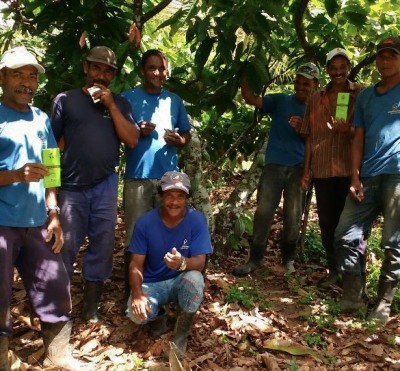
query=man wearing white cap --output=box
[233,63,320,276]
[299,48,364,288]
[126,171,212,359]
[0,47,83,370]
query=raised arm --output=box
[241,77,263,109]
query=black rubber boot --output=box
[147,308,169,338]
[368,279,399,324]
[317,270,339,289]
[81,280,103,322]
[164,310,195,361]
[232,244,265,276]
[41,321,84,370]
[339,274,365,312]
[0,336,11,371]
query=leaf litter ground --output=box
[8,196,400,371]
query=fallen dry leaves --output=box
[6,203,400,371]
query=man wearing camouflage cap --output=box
[233,63,319,277]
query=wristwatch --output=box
[178,256,187,271]
[46,205,60,215]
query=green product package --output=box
[335,105,348,120]
[337,92,350,105]
[335,92,350,120]
[42,148,61,188]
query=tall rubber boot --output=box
[0,336,11,371]
[41,321,84,370]
[81,281,103,322]
[339,274,365,312]
[121,250,132,314]
[232,244,265,276]
[164,310,195,361]
[147,307,169,338]
[368,279,399,324]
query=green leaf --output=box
[229,233,240,249]
[325,0,340,18]
[155,8,185,31]
[194,37,215,75]
[342,10,368,28]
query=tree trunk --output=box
[181,119,215,233]
[214,137,268,251]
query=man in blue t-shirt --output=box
[0,47,83,370]
[121,49,191,305]
[126,171,212,359]
[233,63,319,276]
[50,46,139,322]
[334,37,400,324]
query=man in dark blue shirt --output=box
[50,46,139,322]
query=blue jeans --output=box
[335,174,400,280]
[126,271,205,324]
[123,179,161,247]
[59,172,118,281]
[252,163,305,262]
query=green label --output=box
[335,105,348,120]
[43,167,61,188]
[42,148,60,166]
[337,93,350,105]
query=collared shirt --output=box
[300,80,364,178]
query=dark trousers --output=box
[313,177,351,273]
[0,225,71,336]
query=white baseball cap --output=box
[326,47,350,64]
[0,46,45,73]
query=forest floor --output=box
[7,184,400,371]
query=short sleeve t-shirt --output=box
[128,207,213,283]
[121,88,191,179]
[353,84,400,177]
[0,102,57,227]
[50,88,136,190]
[262,94,306,166]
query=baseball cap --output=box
[296,63,319,80]
[326,47,350,63]
[0,46,45,73]
[160,171,190,194]
[377,37,400,54]
[86,46,117,69]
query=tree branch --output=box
[143,0,173,23]
[348,54,375,82]
[293,0,318,64]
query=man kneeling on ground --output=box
[126,171,213,359]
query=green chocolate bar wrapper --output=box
[337,92,350,105]
[335,105,348,120]
[42,148,61,166]
[43,167,61,188]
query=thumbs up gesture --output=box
[164,247,183,270]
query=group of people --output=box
[0,35,399,370]
[234,38,400,326]
[0,46,211,370]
